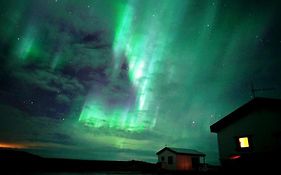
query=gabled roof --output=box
[210,97,281,133]
[156,147,205,157]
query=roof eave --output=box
[156,147,205,157]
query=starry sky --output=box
[0,0,281,165]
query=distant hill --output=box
[0,148,42,160]
[0,148,159,173]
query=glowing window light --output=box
[239,137,249,148]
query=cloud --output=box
[0,104,60,142]
[56,94,71,105]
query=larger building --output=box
[210,97,281,171]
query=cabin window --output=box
[168,156,173,164]
[239,137,249,148]
[236,135,252,151]
[161,156,165,162]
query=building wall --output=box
[158,149,177,170]
[176,154,192,170]
[217,107,281,160]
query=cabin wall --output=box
[217,108,281,160]
[176,154,192,170]
[158,149,177,170]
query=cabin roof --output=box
[156,147,205,157]
[210,97,281,133]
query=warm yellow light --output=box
[239,137,249,148]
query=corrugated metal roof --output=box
[169,147,203,154]
[168,147,205,155]
[156,147,205,156]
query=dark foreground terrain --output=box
[0,148,220,175]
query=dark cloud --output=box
[0,67,85,118]
[82,31,104,43]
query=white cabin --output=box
[156,147,205,171]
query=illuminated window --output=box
[239,137,249,148]
[235,135,252,151]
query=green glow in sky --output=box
[79,96,149,132]
[16,26,38,60]
[79,0,189,131]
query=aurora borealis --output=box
[1,0,281,165]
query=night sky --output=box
[1,0,281,165]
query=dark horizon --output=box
[0,148,162,173]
